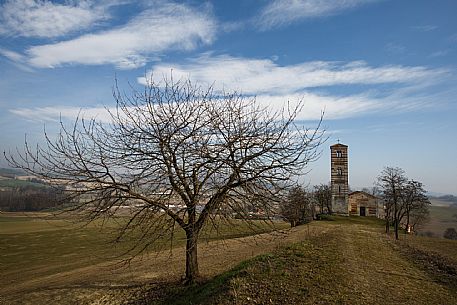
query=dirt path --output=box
[334,223,457,304]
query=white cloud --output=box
[141,54,447,95]
[9,106,113,123]
[8,92,378,123]
[136,54,450,121]
[0,48,25,62]
[0,0,118,38]
[255,92,381,120]
[255,0,379,30]
[24,2,216,69]
[9,55,450,123]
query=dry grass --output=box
[2,215,457,305]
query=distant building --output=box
[348,191,384,218]
[330,143,349,215]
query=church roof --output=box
[330,143,348,148]
[348,191,379,199]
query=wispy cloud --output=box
[9,106,113,123]
[17,2,216,69]
[255,0,379,30]
[0,48,25,62]
[430,50,450,58]
[8,55,451,123]
[411,25,438,32]
[385,42,406,54]
[135,54,450,120]
[0,0,120,38]
[141,54,447,95]
[0,48,35,72]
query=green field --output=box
[0,178,48,189]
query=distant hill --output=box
[429,194,457,207]
[436,194,457,204]
[0,179,49,189]
[0,168,26,178]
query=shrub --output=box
[443,228,457,240]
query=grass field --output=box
[0,211,288,303]
[0,178,48,189]
[1,214,457,304]
[418,204,457,237]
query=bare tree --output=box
[377,167,430,239]
[400,180,430,232]
[5,77,324,283]
[281,186,312,227]
[313,183,332,214]
[377,167,407,239]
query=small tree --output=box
[313,183,332,214]
[400,180,430,232]
[5,77,324,283]
[377,167,430,239]
[281,186,311,227]
[443,228,457,240]
[377,167,407,239]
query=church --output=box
[330,143,384,217]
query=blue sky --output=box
[0,0,456,195]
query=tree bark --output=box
[185,229,199,284]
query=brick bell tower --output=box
[330,143,349,215]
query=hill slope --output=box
[157,218,457,305]
[1,216,456,304]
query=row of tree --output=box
[280,184,332,227]
[376,167,430,239]
[0,185,64,211]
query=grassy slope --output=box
[148,217,457,305]
[1,215,457,304]
[419,205,457,237]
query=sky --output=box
[0,0,456,195]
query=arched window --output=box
[337,168,343,176]
[336,150,342,158]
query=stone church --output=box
[330,143,383,217]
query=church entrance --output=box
[360,207,366,216]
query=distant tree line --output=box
[0,186,64,211]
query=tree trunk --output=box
[405,211,410,233]
[184,230,199,284]
[394,219,399,240]
[385,218,390,234]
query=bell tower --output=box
[330,143,349,215]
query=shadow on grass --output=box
[317,214,385,226]
[128,256,265,305]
